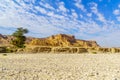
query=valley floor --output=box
[0,53,120,80]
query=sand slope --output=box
[0,53,120,80]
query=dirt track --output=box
[0,53,120,80]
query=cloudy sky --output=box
[0,0,120,47]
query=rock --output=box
[24,46,88,53]
[77,48,88,53]
[96,48,110,53]
[111,48,120,53]
[29,34,100,48]
[52,47,70,53]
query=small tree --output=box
[11,27,28,48]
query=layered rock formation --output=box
[29,34,100,48]
[1,33,120,53]
[0,33,100,48]
[24,46,88,53]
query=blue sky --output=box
[0,0,120,47]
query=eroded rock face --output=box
[25,46,88,53]
[0,33,100,48]
[110,48,120,53]
[29,34,100,48]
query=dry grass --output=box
[0,53,120,80]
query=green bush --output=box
[11,27,28,48]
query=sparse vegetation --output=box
[2,53,7,56]
[11,27,28,48]
[0,47,6,53]
[91,51,97,54]
[0,46,17,53]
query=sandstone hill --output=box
[0,33,100,48]
[0,33,120,53]
[29,34,100,48]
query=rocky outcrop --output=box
[29,34,76,47]
[25,46,88,53]
[110,48,120,53]
[74,40,99,48]
[0,33,100,48]
[29,34,100,48]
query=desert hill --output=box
[0,33,100,48]
[29,34,100,48]
[0,33,120,53]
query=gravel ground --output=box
[0,53,120,80]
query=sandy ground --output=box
[0,53,120,80]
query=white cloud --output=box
[74,0,86,12]
[113,9,120,15]
[47,12,64,19]
[0,0,120,47]
[113,9,120,21]
[79,14,83,18]
[87,13,92,17]
[39,2,55,10]
[93,31,120,47]
[79,20,102,34]
[35,6,47,14]
[90,2,106,23]
[97,13,106,22]
[58,2,68,12]
[71,9,78,19]
[116,16,120,21]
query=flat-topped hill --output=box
[29,34,100,48]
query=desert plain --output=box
[0,53,120,80]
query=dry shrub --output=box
[0,47,6,53]
[91,52,97,54]
[77,48,88,53]
[2,53,7,56]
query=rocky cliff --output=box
[29,34,100,48]
[0,33,100,48]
